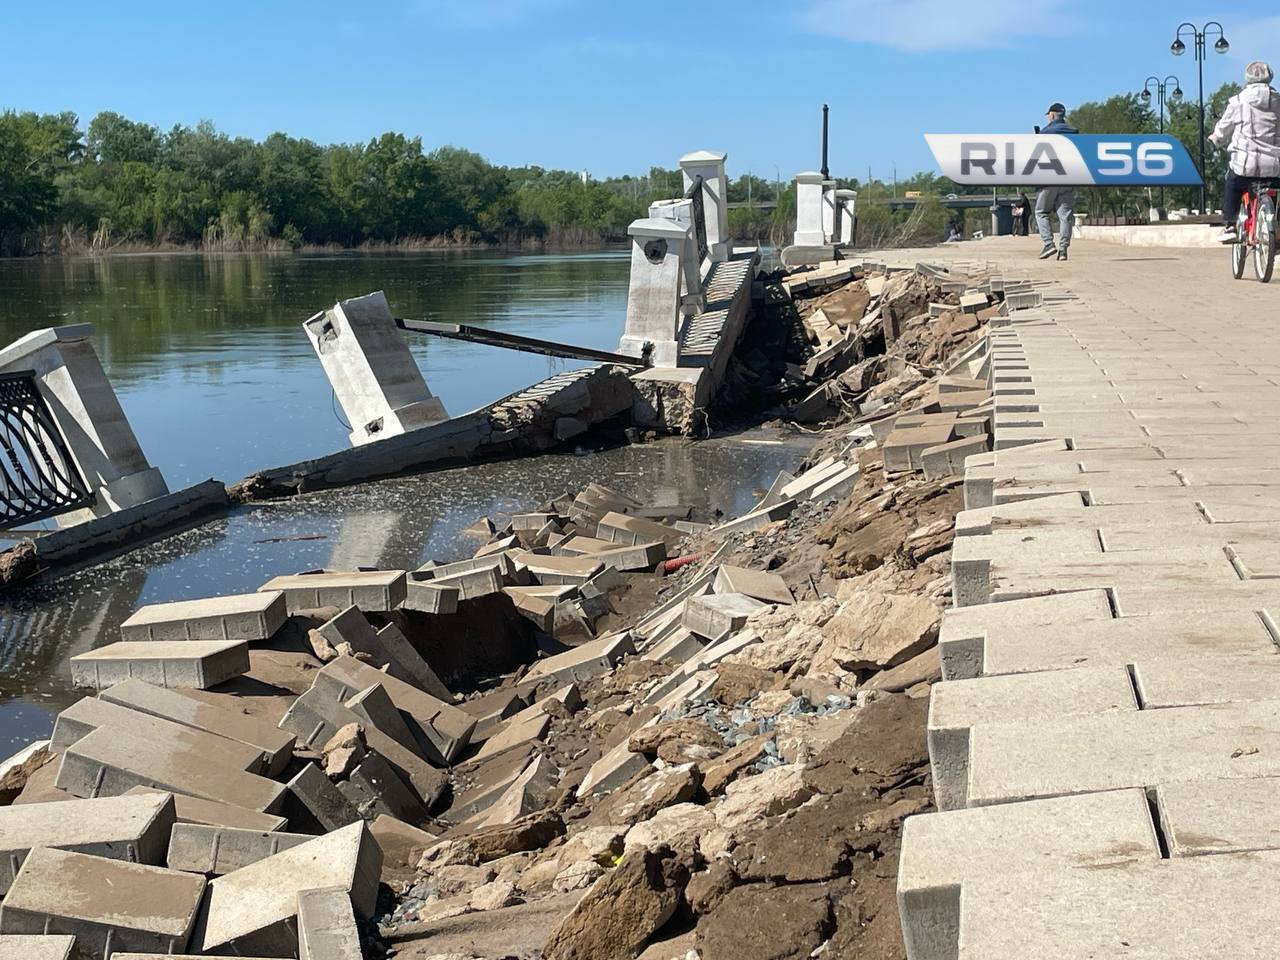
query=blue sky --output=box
[4,1,1279,182]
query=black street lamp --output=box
[1172,21,1229,212]
[1141,75,1183,212]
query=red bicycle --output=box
[1231,179,1277,283]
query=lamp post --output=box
[1141,75,1183,213]
[1171,21,1229,212]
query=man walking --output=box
[1036,102,1078,260]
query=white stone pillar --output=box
[821,180,839,243]
[304,291,448,447]
[836,189,858,245]
[648,198,706,314]
[679,150,729,263]
[618,218,695,368]
[0,324,169,524]
[793,172,826,246]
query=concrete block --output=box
[420,553,519,583]
[57,727,287,813]
[596,511,686,548]
[898,789,1158,960]
[1157,778,1280,857]
[124,787,287,833]
[521,632,635,686]
[778,460,845,500]
[345,682,419,752]
[337,749,425,823]
[969,700,1280,807]
[100,678,295,776]
[641,626,705,665]
[921,435,990,481]
[285,763,361,832]
[0,847,205,957]
[0,937,76,960]
[707,499,796,540]
[167,823,312,876]
[680,630,762,675]
[682,593,767,640]
[927,667,1137,810]
[582,541,667,572]
[119,591,286,643]
[52,696,267,773]
[258,570,407,613]
[713,565,793,605]
[402,580,460,615]
[0,793,175,895]
[312,656,474,765]
[457,688,526,743]
[192,822,381,956]
[578,739,652,797]
[478,754,557,827]
[808,464,860,502]
[502,586,559,632]
[516,552,604,586]
[70,639,249,691]
[473,711,551,760]
[883,422,955,473]
[368,815,439,885]
[297,886,361,960]
[430,564,505,599]
[316,605,451,701]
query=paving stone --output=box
[192,822,381,956]
[297,885,362,960]
[52,696,268,773]
[312,656,474,764]
[682,593,767,640]
[0,792,175,894]
[258,571,407,613]
[1156,777,1280,857]
[712,565,794,605]
[57,727,287,813]
[898,789,1158,960]
[968,700,1280,807]
[0,937,76,960]
[124,787,288,833]
[119,591,287,642]
[927,667,1137,810]
[166,823,313,876]
[70,639,249,690]
[522,631,635,685]
[100,678,295,776]
[0,847,206,956]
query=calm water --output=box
[0,251,812,751]
[0,249,631,487]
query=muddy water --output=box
[0,430,814,750]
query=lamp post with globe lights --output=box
[1142,75,1183,213]
[1171,21,1229,212]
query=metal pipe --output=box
[821,104,830,180]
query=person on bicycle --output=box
[1211,61,1280,243]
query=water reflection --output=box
[0,250,630,487]
[0,431,812,750]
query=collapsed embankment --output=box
[0,257,1000,960]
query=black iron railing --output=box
[0,371,94,527]
[685,174,710,264]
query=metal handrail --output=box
[684,175,710,263]
[0,370,94,528]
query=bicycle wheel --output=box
[1255,195,1276,283]
[1233,204,1248,279]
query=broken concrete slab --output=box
[52,695,268,773]
[192,822,381,956]
[522,632,635,686]
[315,606,451,701]
[57,727,287,813]
[119,591,287,642]
[70,639,250,691]
[927,667,1138,810]
[0,792,175,895]
[100,678,295,776]
[285,763,361,832]
[0,847,206,957]
[344,682,420,752]
[297,885,362,960]
[682,593,767,640]
[337,749,425,823]
[258,570,407,613]
[167,823,313,876]
[713,565,794,605]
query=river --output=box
[0,250,812,751]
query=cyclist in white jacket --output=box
[1211,60,1280,243]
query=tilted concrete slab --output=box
[124,787,287,833]
[167,823,313,876]
[100,678,295,776]
[70,639,250,691]
[521,632,635,686]
[192,822,380,956]
[297,885,362,960]
[927,667,1137,810]
[314,605,451,701]
[258,570,407,613]
[57,727,287,813]
[682,592,767,640]
[120,591,286,642]
[898,789,1158,960]
[713,565,794,605]
[0,847,206,957]
[0,792,175,895]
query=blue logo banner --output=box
[925,134,1203,187]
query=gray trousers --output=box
[1035,187,1075,249]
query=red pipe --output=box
[663,553,704,573]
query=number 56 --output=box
[1097,142,1174,176]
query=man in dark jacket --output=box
[1036,103,1078,260]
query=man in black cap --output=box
[1036,103,1078,260]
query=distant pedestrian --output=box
[1017,192,1033,236]
[1036,103,1078,261]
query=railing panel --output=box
[685,175,710,264]
[0,371,94,527]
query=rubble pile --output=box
[0,260,1012,960]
